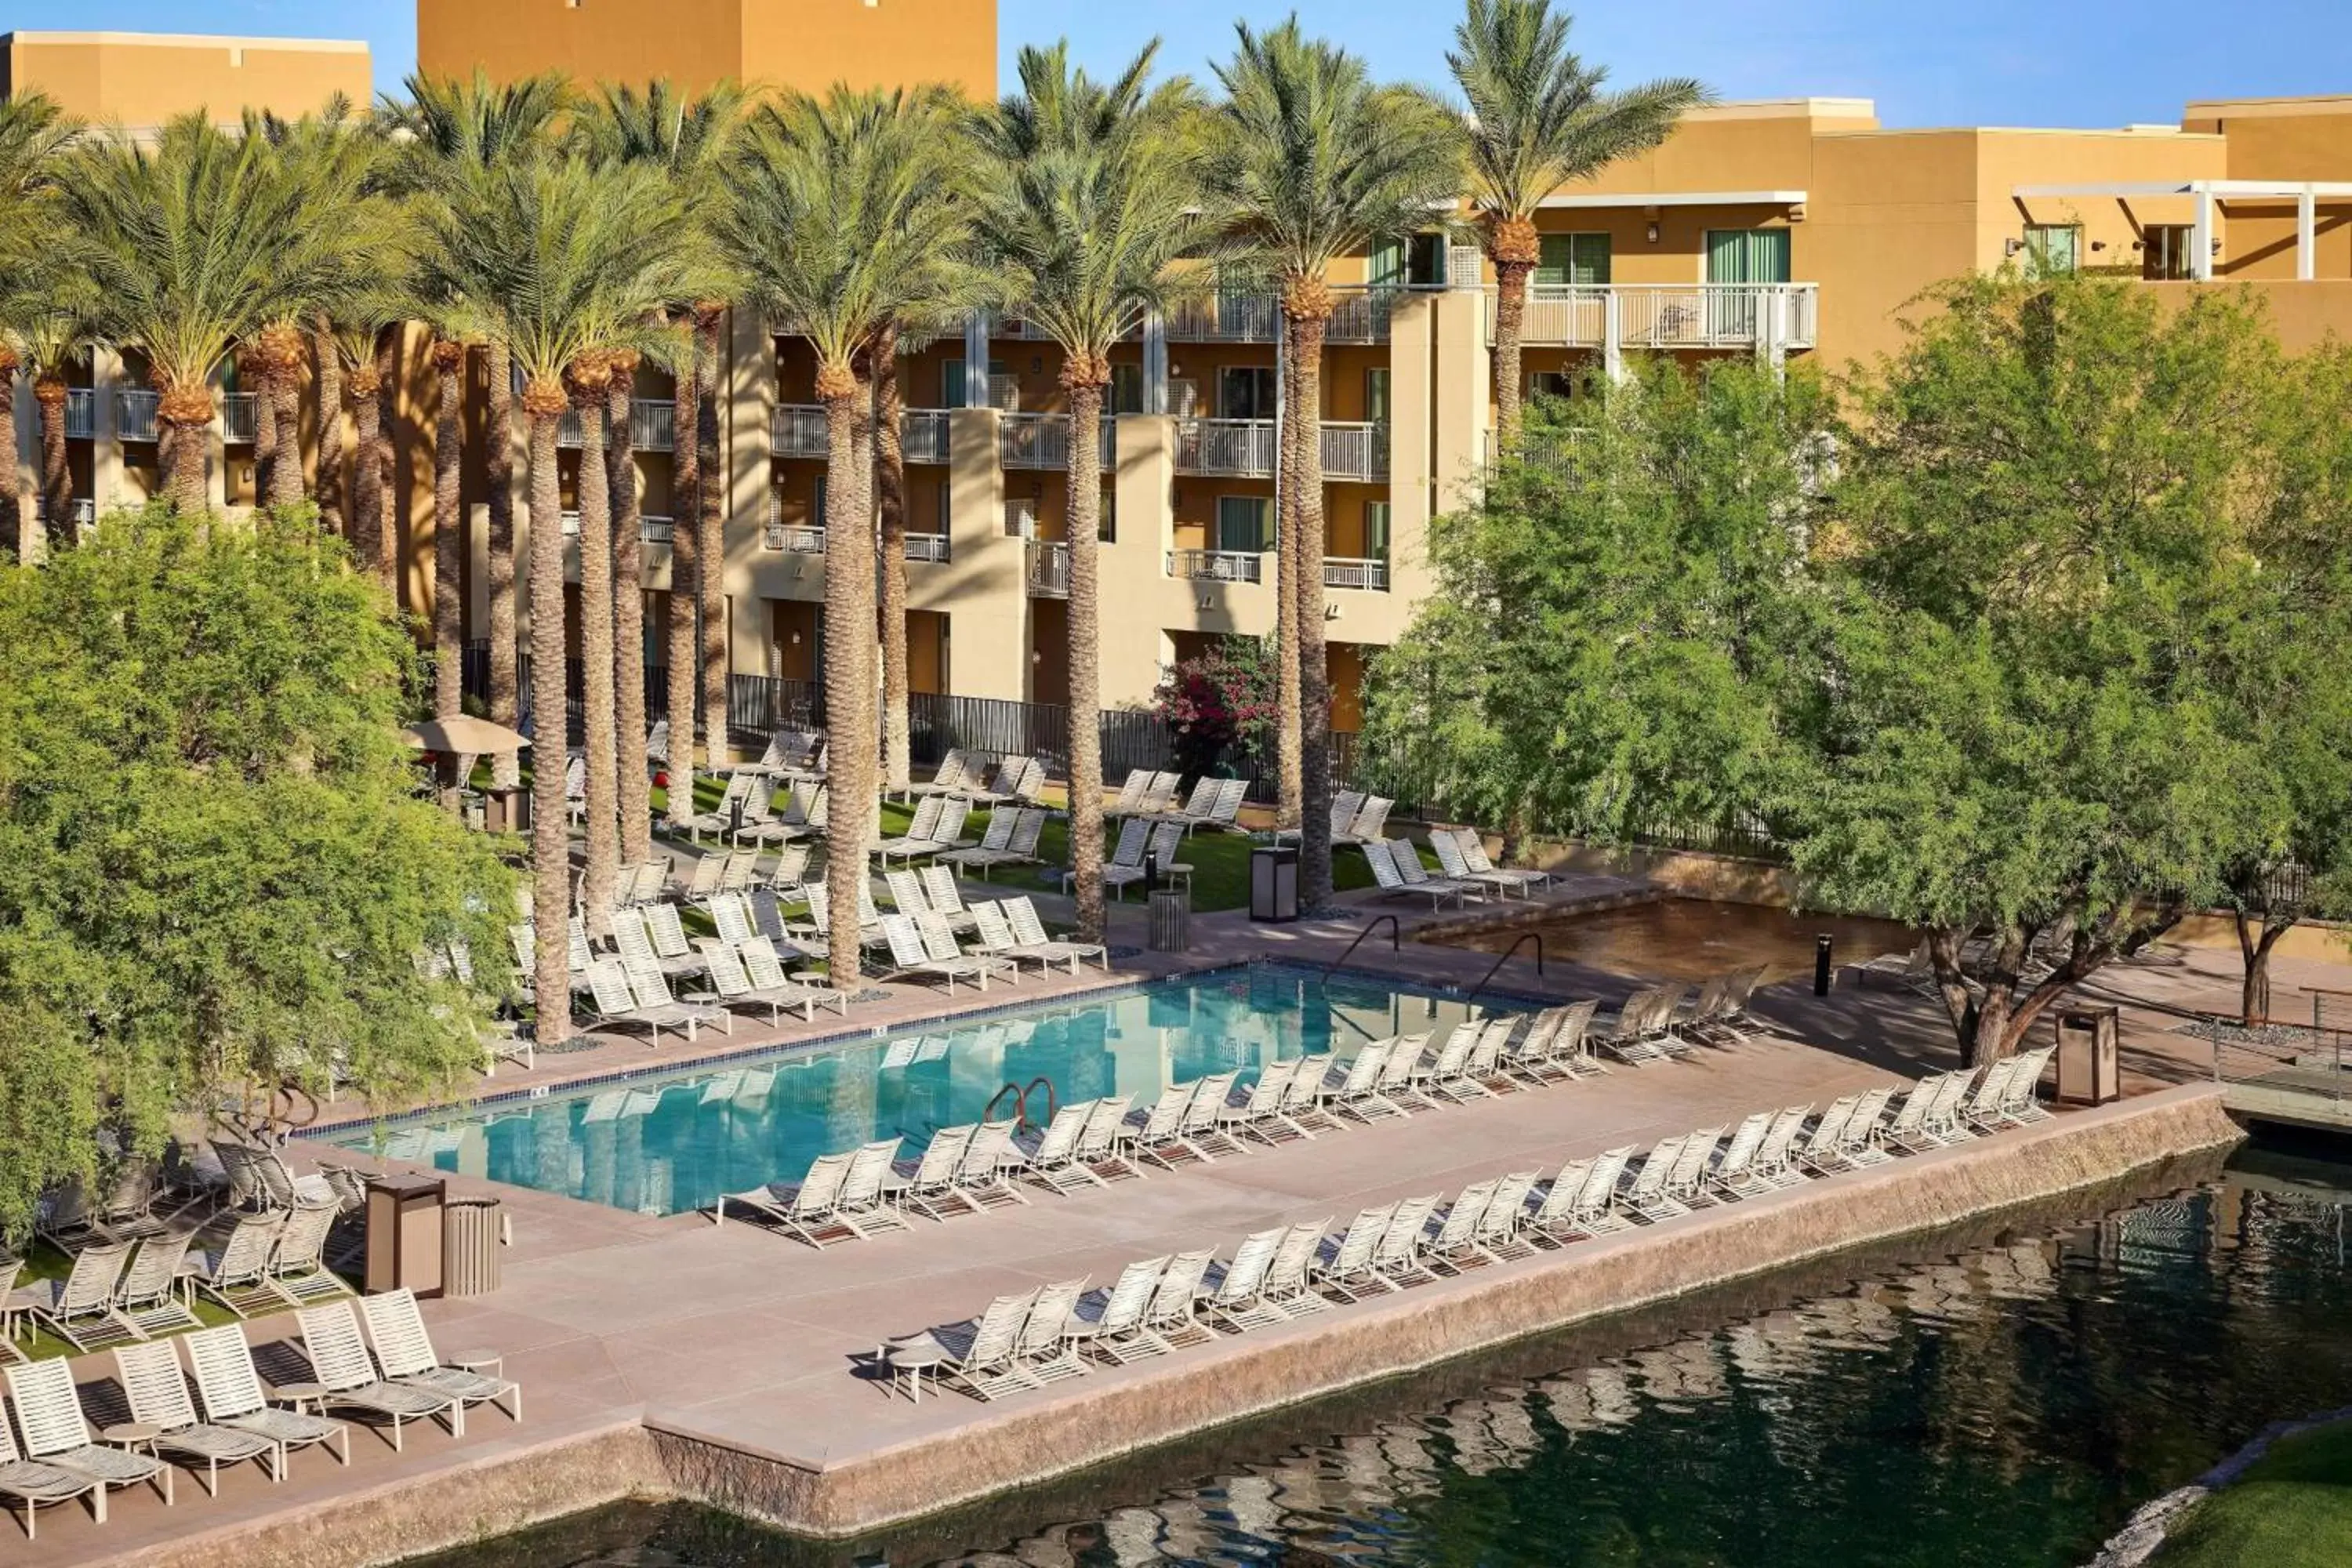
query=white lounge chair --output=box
[293,1300,463,1450]
[0,1388,107,1537]
[359,1289,522,1430]
[182,1323,349,1475]
[112,1339,279,1494]
[5,1357,174,1510]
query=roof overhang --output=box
[2013,179,2352,201]
[1538,190,1808,209]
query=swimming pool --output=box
[1435,895,1913,983]
[316,964,1501,1217]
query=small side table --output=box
[101,1421,162,1454]
[270,1382,328,1413]
[884,1344,945,1403]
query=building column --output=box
[1100,412,1175,705]
[2191,187,2215,282]
[1602,289,1626,383]
[2299,187,2318,282]
[723,310,778,690]
[93,349,124,512]
[962,313,990,407]
[1142,312,1169,415]
[940,407,1024,699]
[11,361,32,557]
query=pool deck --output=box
[19,885,2296,1566]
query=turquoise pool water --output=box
[316,964,1494,1217]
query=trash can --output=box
[2053,1007,2121,1106]
[1149,888,1190,953]
[364,1174,446,1298]
[442,1197,510,1297]
[1250,844,1299,924]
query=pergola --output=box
[2011,179,2352,281]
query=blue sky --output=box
[18,0,2351,129]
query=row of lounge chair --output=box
[877,1051,2060,1404]
[1108,772,1248,835]
[908,750,1048,808]
[0,1292,517,1538]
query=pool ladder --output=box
[984,1075,1059,1132]
[1464,933,1547,1013]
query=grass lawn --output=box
[2154,1421,2352,1567]
[5,1235,296,1363]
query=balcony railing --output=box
[999,412,1119,470]
[1027,539,1070,597]
[1167,292,1280,343]
[1176,417,1275,477]
[64,387,95,440]
[38,497,96,532]
[772,404,829,459]
[559,399,678,451]
[562,512,677,544]
[1504,282,1819,351]
[1326,286,1399,345]
[114,390,159,443]
[1322,556,1390,591]
[905,532,951,564]
[1167,548,1266,584]
[223,393,259,444]
[764,521,826,554]
[901,408,951,463]
[1319,421,1388,481]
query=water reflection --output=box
[410,1142,2352,1568]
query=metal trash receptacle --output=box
[365,1174,446,1298]
[443,1197,510,1297]
[1148,888,1190,953]
[1250,844,1299,923]
[2054,1006,2121,1106]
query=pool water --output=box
[403,1137,2352,1567]
[316,964,1494,1217]
[1437,895,1914,984]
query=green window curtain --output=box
[1364,500,1392,561]
[2025,224,2081,278]
[1369,239,1406,289]
[1705,228,1792,285]
[942,358,965,408]
[1217,495,1270,554]
[1109,363,1144,416]
[1538,234,1613,286]
[1365,368,1391,426]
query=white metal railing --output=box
[639,514,675,544]
[1319,421,1389,481]
[63,388,95,439]
[905,532,951,564]
[764,521,826,554]
[986,372,1020,412]
[1504,283,1820,350]
[999,412,1119,470]
[223,393,259,444]
[772,404,829,459]
[901,408,951,463]
[1326,286,1400,344]
[38,497,96,531]
[114,390,159,442]
[1167,548,1266,584]
[558,399,678,451]
[1322,556,1390,591]
[1176,417,1276,477]
[1027,539,1070,597]
[1167,292,1279,343]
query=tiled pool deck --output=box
[16,882,2283,1566]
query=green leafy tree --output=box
[0,504,515,1240]
[973,38,1214,943]
[1207,20,1465,908]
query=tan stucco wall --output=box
[1,32,368,125]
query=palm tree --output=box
[328,304,409,588]
[16,304,98,552]
[420,153,693,1041]
[713,87,971,985]
[570,79,745,840]
[568,349,622,925]
[604,347,653,863]
[973,40,1213,944]
[56,113,371,510]
[0,92,78,552]
[1207,21,1465,909]
[429,328,469,723]
[383,69,575,788]
[1450,0,1704,446]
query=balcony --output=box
[223,393,259,445]
[38,496,95,533]
[1167,548,1265,584]
[773,404,829,459]
[63,387,94,440]
[999,412,1118,470]
[1027,539,1069,597]
[1502,282,1818,351]
[901,408,951,463]
[1319,422,1388,481]
[1323,556,1390,591]
[561,512,677,544]
[1165,285,1399,345]
[114,390,159,443]
[764,521,826,554]
[1326,286,1399,345]
[558,399,677,451]
[905,533,951,564]
[1176,418,1275,477]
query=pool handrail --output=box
[1463,933,1546,1015]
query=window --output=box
[1536,233,1611,286]
[2143,225,2196,281]
[1004,495,1036,539]
[1529,370,1578,403]
[1109,362,1145,415]
[1369,234,1448,289]
[1365,368,1391,426]
[1220,366,1277,421]
[942,358,1010,408]
[1100,482,1116,544]
[1364,500,1392,561]
[1215,495,1272,554]
[2022,224,2080,278]
[937,478,951,533]
[1704,228,1792,285]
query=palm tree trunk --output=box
[34,377,71,553]
[873,325,912,793]
[572,387,620,932]
[695,307,728,761]
[270,365,304,508]
[487,340,521,791]
[524,398,573,1046]
[1492,259,1531,448]
[375,339,399,599]
[819,368,876,986]
[431,341,466,724]
[608,373,652,865]
[1288,306,1335,909]
[665,337,700,826]
[247,355,280,509]
[159,379,212,513]
[1066,374,1109,944]
[349,370,384,576]
[314,321,346,534]
[1273,310,1304,831]
[0,358,19,556]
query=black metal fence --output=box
[463,642,670,746]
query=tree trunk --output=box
[665,335,700,826]
[159,379,212,513]
[375,339,399,600]
[314,321,346,534]
[270,360,304,509]
[695,308,728,761]
[819,371,876,986]
[486,340,521,791]
[247,357,280,510]
[2238,910,2295,1027]
[1273,326,1303,833]
[1066,374,1108,944]
[349,372,384,576]
[1288,306,1335,910]
[0,361,18,557]
[874,325,913,794]
[34,378,71,553]
[608,373,652,865]
[427,347,466,745]
[572,387,619,933]
[1492,256,1531,448]
[524,403,572,1046]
